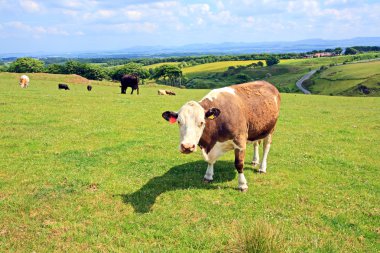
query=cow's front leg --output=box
[235,149,248,192]
[130,88,134,94]
[137,88,140,95]
[203,162,214,183]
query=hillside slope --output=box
[305,61,380,96]
[183,53,380,94]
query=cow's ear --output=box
[205,108,221,120]
[162,111,178,124]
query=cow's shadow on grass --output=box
[120,160,236,213]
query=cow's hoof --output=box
[258,170,266,174]
[203,178,213,183]
[252,161,260,167]
[239,187,248,192]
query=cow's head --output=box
[162,101,220,154]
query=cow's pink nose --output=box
[180,143,196,153]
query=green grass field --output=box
[182,60,265,77]
[1,73,379,252]
[306,61,380,96]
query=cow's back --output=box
[200,81,280,146]
[121,75,139,89]
[232,81,280,140]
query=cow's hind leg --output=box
[259,134,272,173]
[252,141,260,166]
[235,149,248,191]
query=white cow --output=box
[19,75,30,88]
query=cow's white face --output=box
[162,101,220,154]
[177,101,206,153]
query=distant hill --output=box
[1,37,380,59]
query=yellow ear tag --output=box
[208,115,215,120]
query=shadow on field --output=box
[120,160,236,213]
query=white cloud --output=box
[105,22,157,33]
[19,0,41,12]
[60,0,98,9]
[188,3,210,14]
[5,21,70,36]
[196,17,204,25]
[96,9,115,18]
[62,9,79,16]
[216,1,224,10]
[152,1,177,9]
[82,9,115,20]
[125,10,142,21]
[324,0,348,5]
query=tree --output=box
[80,64,108,80]
[237,73,250,82]
[152,64,183,86]
[334,47,343,55]
[45,64,65,74]
[57,60,108,80]
[8,57,44,73]
[109,63,149,82]
[345,47,359,55]
[257,61,264,67]
[265,55,279,66]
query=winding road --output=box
[295,70,316,94]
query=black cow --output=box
[120,75,139,95]
[58,83,70,90]
[87,85,92,91]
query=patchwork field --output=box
[0,73,379,252]
[306,61,380,96]
[181,53,380,93]
[182,60,265,77]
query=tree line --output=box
[2,55,281,84]
[3,57,186,86]
[40,52,300,67]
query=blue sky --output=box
[0,0,379,54]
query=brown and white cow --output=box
[158,89,176,95]
[19,75,29,88]
[162,81,280,191]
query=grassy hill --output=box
[182,60,265,78]
[183,53,380,94]
[304,61,380,96]
[0,73,379,252]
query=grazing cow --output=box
[120,74,139,95]
[87,85,92,91]
[165,90,176,95]
[158,89,176,95]
[158,89,166,95]
[58,83,70,90]
[19,75,29,88]
[162,81,281,191]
